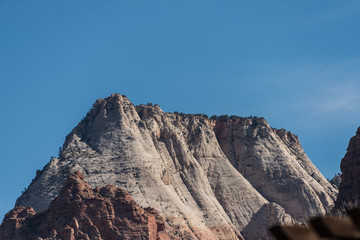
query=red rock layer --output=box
[336,127,360,209]
[0,171,168,240]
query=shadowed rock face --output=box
[336,127,360,210]
[14,94,336,239]
[330,174,341,190]
[0,171,168,240]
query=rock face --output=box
[15,94,337,239]
[0,171,168,240]
[214,119,337,222]
[0,206,36,240]
[335,127,360,210]
[330,174,341,190]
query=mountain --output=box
[335,127,360,210]
[13,94,337,239]
[215,119,337,222]
[0,171,168,240]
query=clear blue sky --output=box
[1,0,360,221]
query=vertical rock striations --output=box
[214,118,337,222]
[16,94,245,239]
[14,93,336,239]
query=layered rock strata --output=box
[15,94,336,239]
[0,171,167,240]
[335,127,360,210]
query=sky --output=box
[1,0,360,221]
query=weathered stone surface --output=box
[241,202,294,240]
[0,206,35,240]
[14,94,334,239]
[330,173,341,190]
[214,117,337,222]
[1,171,168,240]
[16,94,245,239]
[335,127,360,210]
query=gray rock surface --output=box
[330,173,341,190]
[16,94,336,239]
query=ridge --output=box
[14,93,336,239]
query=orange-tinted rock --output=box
[0,206,36,240]
[0,171,168,240]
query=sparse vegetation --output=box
[135,106,141,113]
[172,111,209,119]
[208,114,260,122]
[58,147,62,157]
[217,114,229,122]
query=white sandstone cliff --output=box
[214,118,337,222]
[16,94,336,239]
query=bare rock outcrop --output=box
[1,171,168,240]
[15,93,335,239]
[329,173,341,190]
[213,117,337,222]
[0,206,36,240]
[16,94,246,239]
[335,127,360,210]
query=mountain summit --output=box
[15,93,337,239]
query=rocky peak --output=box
[335,127,360,210]
[15,94,337,239]
[274,128,300,146]
[80,93,132,128]
[1,171,168,240]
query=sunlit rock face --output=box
[15,93,336,239]
[214,118,337,222]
